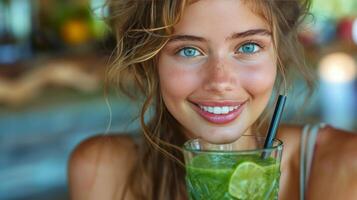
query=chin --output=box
[197,128,246,144]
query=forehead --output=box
[174,0,270,35]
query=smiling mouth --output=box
[190,100,247,124]
[198,105,241,115]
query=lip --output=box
[189,100,247,124]
[192,100,246,107]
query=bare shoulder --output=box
[68,134,138,200]
[277,124,357,158]
[310,126,357,199]
[313,125,357,173]
[277,124,357,168]
[317,125,357,157]
[278,124,357,199]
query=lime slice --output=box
[228,162,267,200]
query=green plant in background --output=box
[311,0,357,19]
[46,0,109,46]
[90,0,110,40]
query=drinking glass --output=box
[183,135,283,200]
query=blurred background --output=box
[0,0,356,199]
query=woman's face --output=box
[158,0,277,144]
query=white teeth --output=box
[222,106,229,114]
[208,107,214,113]
[199,105,240,114]
[213,107,221,114]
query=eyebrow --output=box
[227,29,271,40]
[168,29,271,43]
[169,35,207,43]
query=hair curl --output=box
[105,0,312,199]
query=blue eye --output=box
[238,43,261,54]
[178,47,202,58]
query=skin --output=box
[158,0,276,144]
[68,1,357,200]
[68,126,357,200]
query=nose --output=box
[202,56,236,93]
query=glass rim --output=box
[183,135,283,154]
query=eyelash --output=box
[174,40,265,57]
[235,41,264,55]
[175,46,204,57]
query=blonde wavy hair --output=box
[105,0,313,199]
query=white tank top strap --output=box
[299,123,326,200]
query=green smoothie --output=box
[186,154,280,200]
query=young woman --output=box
[68,0,357,199]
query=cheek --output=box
[158,57,200,101]
[240,59,277,96]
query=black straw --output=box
[261,95,287,159]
